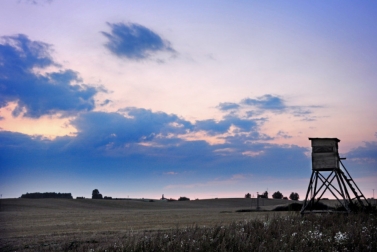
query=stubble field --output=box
[1,198,376,251]
[0,198,288,250]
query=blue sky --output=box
[0,0,376,199]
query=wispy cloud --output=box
[164,171,178,175]
[217,102,240,111]
[217,94,320,122]
[277,131,292,139]
[242,95,286,111]
[18,0,53,5]
[102,22,175,60]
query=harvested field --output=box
[2,198,370,251]
[0,198,292,236]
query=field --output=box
[1,198,376,251]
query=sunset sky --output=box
[1,0,376,200]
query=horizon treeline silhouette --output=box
[20,192,73,199]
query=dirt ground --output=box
[0,198,307,250]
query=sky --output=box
[0,0,376,200]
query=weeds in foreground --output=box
[3,212,377,251]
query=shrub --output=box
[178,196,190,201]
[245,193,251,198]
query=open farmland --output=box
[0,198,288,249]
[1,198,376,251]
[0,198,290,236]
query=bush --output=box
[245,193,251,198]
[178,196,190,201]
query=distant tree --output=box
[258,191,268,199]
[283,197,288,200]
[178,196,190,201]
[92,189,103,199]
[245,193,251,198]
[272,191,283,199]
[289,192,299,201]
[104,196,112,200]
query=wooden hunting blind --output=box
[301,138,370,214]
[310,138,340,171]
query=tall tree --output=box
[92,189,103,199]
[289,192,299,201]
[272,191,283,199]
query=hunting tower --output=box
[301,138,370,214]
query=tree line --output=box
[20,192,73,199]
[245,191,299,200]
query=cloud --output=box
[67,108,193,151]
[100,99,112,106]
[277,131,292,139]
[347,141,377,164]
[0,34,99,118]
[102,22,175,60]
[164,171,178,175]
[217,102,240,111]
[242,95,286,111]
[19,0,53,5]
[195,115,258,135]
[217,94,320,122]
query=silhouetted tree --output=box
[289,192,299,201]
[245,193,251,198]
[272,191,283,199]
[92,189,103,199]
[178,196,190,201]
